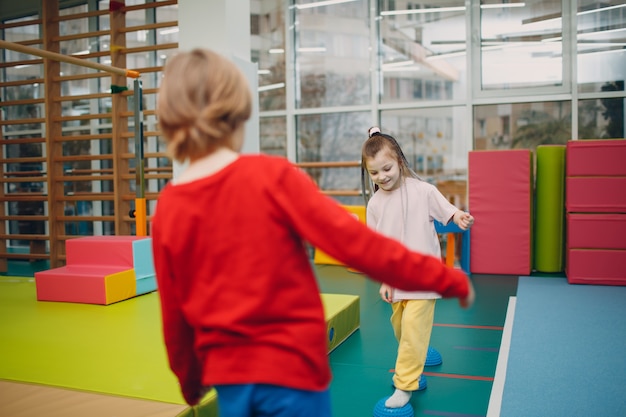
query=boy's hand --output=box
[453,211,474,231]
[458,280,475,309]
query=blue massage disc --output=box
[425,346,443,366]
[372,397,414,417]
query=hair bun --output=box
[368,126,381,137]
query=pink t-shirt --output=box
[367,177,458,301]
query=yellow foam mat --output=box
[322,293,360,352]
[0,276,359,417]
[314,205,366,266]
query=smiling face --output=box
[364,147,402,191]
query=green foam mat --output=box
[534,145,566,272]
[0,276,359,417]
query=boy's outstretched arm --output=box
[275,164,473,303]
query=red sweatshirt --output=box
[151,154,469,404]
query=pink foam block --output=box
[35,265,136,305]
[567,213,626,249]
[566,139,626,176]
[566,177,626,213]
[469,150,533,275]
[566,248,626,286]
[65,236,149,267]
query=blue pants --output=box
[213,384,332,417]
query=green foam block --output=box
[534,145,566,272]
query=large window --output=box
[379,0,467,103]
[260,116,287,156]
[0,0,178,267]
[252,0,287,111]
[381,107,469,177]
[578,97,625,139]
[296,111,370,205]
[1,14,46,251]
[577,0,626,94]
[473,101,572,150]
[249,0,625,198]
[480,0,564,91]
[576,1,625,141]
[293,0,370,108]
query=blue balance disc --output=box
[425,346,443,366]
[373,397,414,417]
[417,374,427,390]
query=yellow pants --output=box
[390,298,436,391]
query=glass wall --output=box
[293,0,370,108]
[578,97,624,139]
[0,0,178,262]
[576,0,626,140]
[247,0,626,203]
[480,0,564,91]
[1,14,47,251]
[577,0,626,94]
[250,0,625,202]
[473,101,572,151]
[5,1,623,214]
[379,0,467,103]
[296,110,369,205]
[253,0,287,111]
[381,106,469,174]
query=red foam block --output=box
[469,150,533,275]
[566,248,626,286]
[66,236,147,267]
[567,213,626,249]
[566,139,626,176]
[35,265,130,304]
[566,177,626,213]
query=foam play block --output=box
[36,236,157,305]
[314,205,366,266]
[132,239,156,295]
[567,213,626,249]
[321,293,360,353]
[534,145,566,272]
[137,275,157,295]
[66,236,150,267]
[566,248,626,286]
[469,150,533,275]
[132,238,155,279]
[566,177,626,213]
[566,139,626,177]
[35,266,136,305]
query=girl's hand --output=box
[379,284,393,303]
[453,211,474,231]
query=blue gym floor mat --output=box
[499,276,626,417]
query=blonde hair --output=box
[157,49,252,162]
